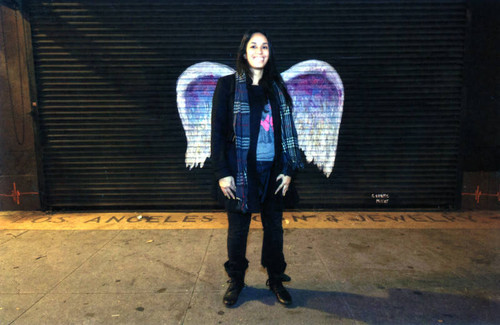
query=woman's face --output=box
[245,33,269,71]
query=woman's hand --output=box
[275,174,292,196]
[219,176,236,200]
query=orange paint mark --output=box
[0,182,39,205]
[462,185,500,204]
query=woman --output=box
[211,29,303,306]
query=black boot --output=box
[267,277,292,305]
[281,273,291,282]
[223,277,245,306]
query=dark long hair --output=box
[236,29,293,108]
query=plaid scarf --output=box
[233,73,303,213]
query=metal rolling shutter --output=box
[27,0,467,210]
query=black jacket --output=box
[210,73,295,212]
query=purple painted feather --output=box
[176,62,235,168]
[282,60,344,177]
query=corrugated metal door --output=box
[27,0,467,210]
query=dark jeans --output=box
[224,161,286,279]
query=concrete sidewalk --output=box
[0,212,499,324]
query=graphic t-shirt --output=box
[256,102,275,162]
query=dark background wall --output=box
[0,0,497,211]
[26,0,467,210]
[462,0,499,171]
[461,0,499,210]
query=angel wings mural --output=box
[176,60,344,177]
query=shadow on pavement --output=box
[233,286,499,324]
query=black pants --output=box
[224,161,286,279]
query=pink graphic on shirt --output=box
[261,114,273,132]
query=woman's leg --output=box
[261,195,291,305]
[255,161,286,275]
[223,210,251,306]
[225,210,252,277]
[260,205,286,276]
